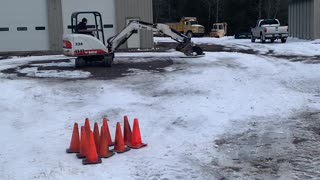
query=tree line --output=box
[153,0,288,35]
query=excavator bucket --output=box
[175,40,204,57]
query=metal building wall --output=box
[47,0,63,51]
[115,0,154,49]
[314,0,320,39]
[289,0,320,40]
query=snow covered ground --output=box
[155,37,320,57]
[0,37,320,179]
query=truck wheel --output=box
[260,34,266,43]
[270,39,275,43]
[281,38,287,43]
[251,35,256,42]
[186,31,193,38]
[75,57,86,68]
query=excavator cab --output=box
[64,11,113,67]
[71,11,106,45]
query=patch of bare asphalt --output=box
[0,58,175,80]
[211,109,320,179]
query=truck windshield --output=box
[213,25,223,30]
[189,21,198,25]
[260,19,279,26]
[213,25,218,30]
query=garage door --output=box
[0,0,49,52]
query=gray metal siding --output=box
[289,2,292,37]
[115,0,153,49]
[306,0,310,39]
[310,0,314,39]
[314,0,320,38]
[303,1,307,39]
[299,1,302,38]
[47,0,63,51]
[289,0,320,40]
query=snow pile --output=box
[0,56,92,79]
[155,37,320,56]
[0,55,68,71]
[18,67,91,79]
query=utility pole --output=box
[216,0,219,23]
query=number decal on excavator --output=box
[75,42,84,46]
[74,49,85,54]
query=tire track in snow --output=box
[211,109,320,179]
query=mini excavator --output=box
[63,11,204,68]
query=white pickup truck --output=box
[251,19,288,43]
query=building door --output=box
[126,18,141,49]
[0,0,49,52]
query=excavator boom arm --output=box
[107,21,203,56]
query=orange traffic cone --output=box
[84,118,91,137]
[93,122,100,153]
[85,117,91,129]
[99,126,115,158]
[123,116,132,146]
[83,131,102,165]
[66,123,81,153]
[114,122,130,153]
[128,119,147,149]
[77,126,88,159]
[103,118,114,146]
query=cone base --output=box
[108,142,115,147]
[128,143,147,149]
[76,153,86,159]
[114,147,131,154]
[66,149,80,154]
[82,158,102,165]
[100,151,115,158]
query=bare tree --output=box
[264,0,282,19]
[168,0,172,21]
[259,0,262,19]
[273,0,281,18]
[216,0,219,22]
[201,0,216,29]
[153,0,173,22]
[153,0,167,22]
[267,0,272,18]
